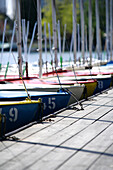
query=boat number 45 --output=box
[0,108,18,122]
[43,97,56,110]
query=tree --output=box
[20,0,107,51]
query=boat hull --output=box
[80,80,97,99]
[0,91,71,136]
[0,84,85,105]
[93,77,112,94]
[0,91,70,117]
[57,75,112,95]
[0,100,42,135]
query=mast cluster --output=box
[15,0,113,78]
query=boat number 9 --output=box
[98,81,103,89]
[9,108,18,122]
[48,97,56,109]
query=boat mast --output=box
[52,0,58,68]
[48,23,54,71]
[88,0,92,66]
[106,0,109,61]
[80,0,85,64]
[44,22,48,73]
[0,19,7,71]
[22,19,29,77]
[37,0,42,78]
[62,24,66,54]
[73,0,77,64]
[110,0,113,61]
[95,0,101,60]
[58,20,62,68]
[16,0,22,77]
[77,24,80,53]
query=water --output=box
[0,51,109,77]
[0,51,108,66]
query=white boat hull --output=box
[0,83,85,105]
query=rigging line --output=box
[62,24,67,54]
[4,21,16,79]
[87,62,99,80]
[64,88,84,110]
[48,23,53,60]
[55,67,83,110]
[11,51,31,100]
[0,19,30,98]
[8,21,16,63]
[57,20,63,69]
[48,23,54,72]
[72,65,79,84]
[69,29,74,62]
[97,62,102,75]
[9,30,30,99]
[55,67,63,89]
[1,19,16,78]
[20,76,31,100]
[2,31,31,100]
[44,22,48,73]
[22,19,29,62]
[2,20,18,72]
[8,23,30,99]
[85,67,95,82]
[28,22,37,56]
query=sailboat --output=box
[0,98,42,138]
[0,89,71,138]
[0,0,72,139]
[50,71,112,95]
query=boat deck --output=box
[0,87,113,170]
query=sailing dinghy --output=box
[0,90,71,138]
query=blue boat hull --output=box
[93,77,112,94]
[0,101,42,135]
[0,91,70,136]
[0,91,70,116]
[72,76,112,95]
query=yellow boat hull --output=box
[80,81,97,99]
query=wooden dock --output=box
[0,87,113,170]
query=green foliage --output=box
[20,0,107,51]
[42,1,53,36]
[56,0,73,34]
[42,0,80,38]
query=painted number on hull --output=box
[43,98,56,110]
[98,81,103,89]
[9,108,18,122]
[0,108,18,122]
[48,98,56,109]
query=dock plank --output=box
[25,121,111,170]
[57,123,113,170]
[88,144,113,170]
